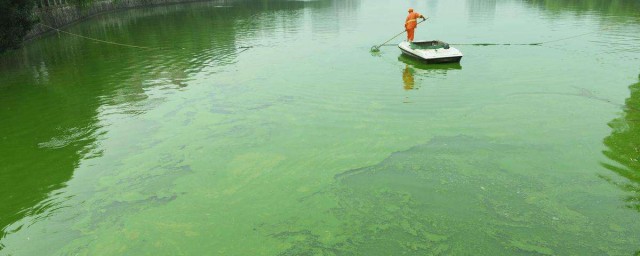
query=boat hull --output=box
[398,41,463,64]
[399,49,463,64]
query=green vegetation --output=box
[602,74,640,212]
[0,0,37,53]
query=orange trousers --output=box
[407,28,415,41]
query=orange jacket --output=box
[405,12,422,30]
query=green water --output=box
[1,0,640,254]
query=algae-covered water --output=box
[1,0,640,254]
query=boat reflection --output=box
[601,72,640,212]
[398,54,462,90]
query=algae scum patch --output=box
[270,136,637,255]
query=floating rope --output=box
[451,29,604,46]
[450,43,542,46]
[39,23,159,50]
[39,23,256,55]
[370,24,598,51]
[537,30,600,44]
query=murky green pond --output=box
[1,0,640,254]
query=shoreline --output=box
[26,0,219,41]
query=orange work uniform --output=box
[405,10,423,42]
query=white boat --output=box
[398,40,463,64]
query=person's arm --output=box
[420,14,426,20]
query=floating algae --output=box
[330,136,554,255]
[267,136,639,255]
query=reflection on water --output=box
[0,49,104,243]
[397,54,462,71]
[525,0,640,18]
[309,0,360,38]
[402,65,415,90]
[466,0,496,23]
[398,55,461,91]
[424,0,439,15]
[0,0,343,244]
[602,73,640,212]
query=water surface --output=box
[1,0,640,254]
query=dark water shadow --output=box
[600,72,640,256]
[0,66,103,246]
[0,0,349,248]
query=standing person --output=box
[405,8,426,43]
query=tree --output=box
[0,0,37,53]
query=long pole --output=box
[370,18,427,52]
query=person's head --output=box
[408,8,413,13]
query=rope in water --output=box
[39,23,256,52]
[40,23,159,50]
[373,29,604,49]
[450,30,603,46]
[450,42,541,46]
[42,20,600,51]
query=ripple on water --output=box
[596,29,640,54]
